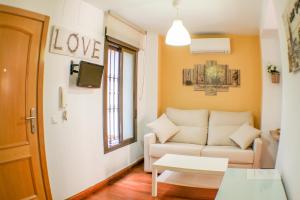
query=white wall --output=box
[271,0,300,199]
[137,33,159,138]
[0,0,158,199]
[260,30,282,168]
[259,0,282,168]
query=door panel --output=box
[0,8,48,200]
[0,27,29,147]
[0,158,36,200]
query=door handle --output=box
[26,108,37,134]
[26,116,36,120]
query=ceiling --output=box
[86,0,263,35]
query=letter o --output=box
[67,33,79,53]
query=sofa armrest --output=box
[253,137,263,168]
[144,133,156,172]
[144,132,156,145]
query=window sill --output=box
[104,138,137,154]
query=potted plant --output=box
[267,64,280,84]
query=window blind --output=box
[105,10,146,50]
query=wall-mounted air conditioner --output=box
[190,38,231,54]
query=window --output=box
[103,37,137,153]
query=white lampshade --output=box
[165,19,191,46]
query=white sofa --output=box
[144,108,263,172]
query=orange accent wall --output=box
[158,34,262,128]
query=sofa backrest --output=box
[208,111,254,146]
[166,108,208,145]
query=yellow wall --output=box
[158,35,262,127]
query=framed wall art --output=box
[183,60,240,96]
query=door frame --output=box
[0,5,52,200]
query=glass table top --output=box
[215,168,287,200]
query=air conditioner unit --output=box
[190,38,231,54]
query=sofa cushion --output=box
[166,108,208,144]
[147,114,180,144]
[149,142,203,158]
[166,108,209,127]
[201,146,254,164]
[208,111,253,146]
[169,126,207,145]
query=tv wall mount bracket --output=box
[70,60,79,75]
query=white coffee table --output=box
[152,154,228,197]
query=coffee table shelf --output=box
[157,170,223,189]
[152,154,228,197]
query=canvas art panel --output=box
[228,69,240,86]
[205,61,227,86]
[284,0,300,72]
[182,69,194,85]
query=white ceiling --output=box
[86,0,263,35]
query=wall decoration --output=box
[182,69,194,85]
[183,60,240,96]
[284,0,300,73]
[49,26,104,63]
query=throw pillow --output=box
[147,114,180,144]
[229,124,261,149]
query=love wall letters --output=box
[49,26,103,63]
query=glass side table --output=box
[216,168,287,200]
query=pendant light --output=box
[165,0,191,46]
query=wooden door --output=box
[0,5,51,200]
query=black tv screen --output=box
[77,61,104,88]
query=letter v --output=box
[82,37,91,55]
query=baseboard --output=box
[67,157,144,200]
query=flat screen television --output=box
[77,61,104,88]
